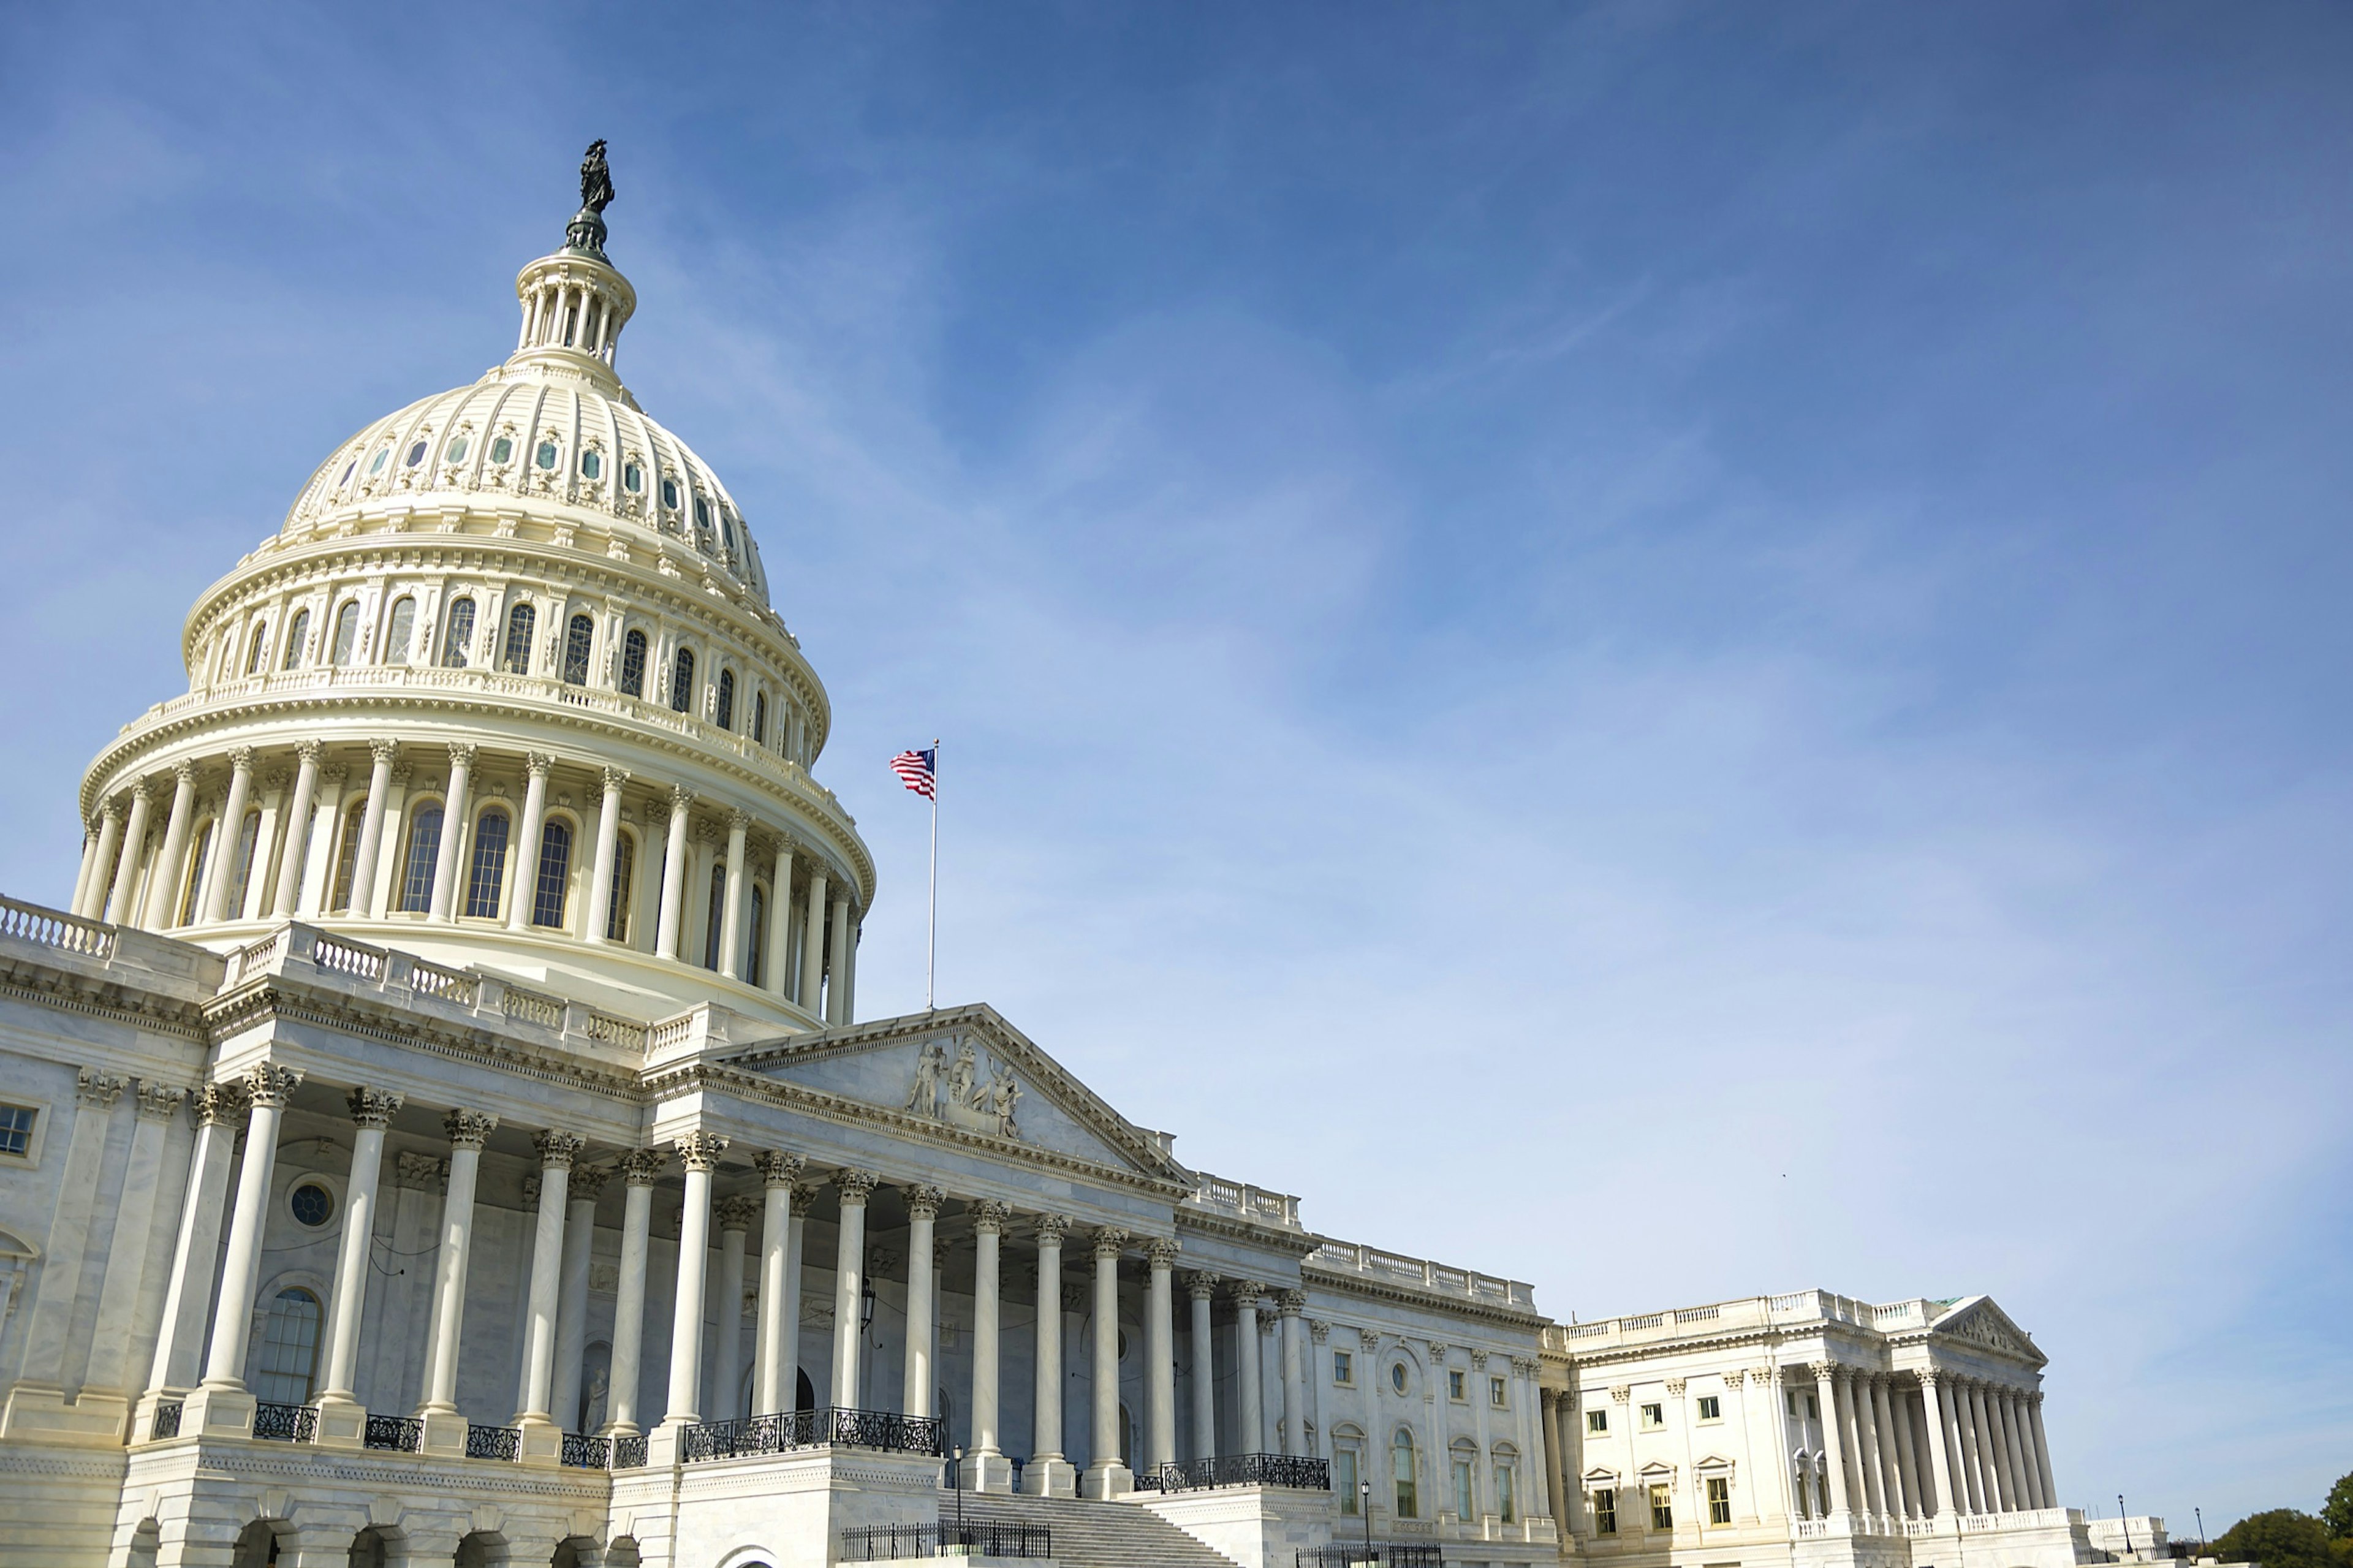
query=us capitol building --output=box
[0,154,2107,1568]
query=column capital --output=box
[1917,1366,1944,1388]
[752,1150,806,1186]
[443,1108,498,1148]
[520,751,553,780]
[1428,1341,1452,1363]
[2027,1390,2045,1408]
[1227,1279,1265,1307]
[1091,1227,1130,1260]
[296,739,325,765]
[1032,1212,1072,1244]
[73,1069,126,1108]
[227,746,257,773]
[347,1086,405,1128]
[728,807,753,832]
[1474,1349,1494,1370]
[1309,1320,1330,1344]
[135,1081,187,1121]
[904,1183,947,1220]
[172,757,200,786]
[675,1131,730,1172]
[1358,1327,1382,1352]
[395,1151,448,1190]
[618,1147,669,1186]
[1144,1237,1181,1270]
[1278,1287,1307,1316]
[368,739,401,768]
[1751,1363,1780,1387]
[972,1199,1013,1234]
[1184,1270,1221,1301]
[191,1081,247,1126]
[714,1195,762,1232]
[1659,1373,1680,1392]
[833,1167,880,1205]
[533,1129,586,1169]
[1811,1360,1844,1384]
[670,784,697,812]
[789,1178,822,1209]
[601,765,631,793]
[447,741,477,769]
[242,1064,302,1109]
[570,1164,613,1203]
[1609,1385,1630,1403]
[128,776,156,805]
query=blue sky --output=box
[3,1,2348,1529]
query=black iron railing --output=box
[612,1434,649,1468]
[1297,1548,1442,1568]
[841,1523,1053,1560]
[465,1423,521,1461]
[364,1414,423,1452]
[683,1406,946,1463]
[252,1402,317,1443]
[1139,1453,1332,1492]
[561,1431,610,1469]
[151,1401,183,1440]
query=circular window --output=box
[367,448,389,476]
[536,441,559,471]
[405,441,427,467]
[661,478,680,510]
[1390,1363,1408,1395]
[289,1181,335,1228]
[490,436,514,465]
[445,435,469,464]
[624,461,643,493]
[580,450,602,480]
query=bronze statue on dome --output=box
[567,139,615,257]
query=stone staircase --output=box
[942,1490,1245,1568]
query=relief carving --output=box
[905,1034,1023,1140]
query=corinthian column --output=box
[652,1131,729,1456]
[1082,1229,1132,1499]
[1233,1284,1266,1456]
[142,760,199,928]
[1279,1289,1308,1458]
[178,1066,301,1438]
[315,1088,404,1447]
[514,1129,585,1463]
[829,1169,879,1408]
[1144,1238,1179,1474]
[1813,1365,1852,1517]
[416,1108,498,1454]
[655,786,694,959]
[1187,1271,1221,1463]
[77,800,123,918]
[711,1196,758,1421]
[718,809,750,979]
[1919,1371,1959,1519]
[347,740,398,915]
[900,1185,944,1418]
[426,744,474,922]
[750,1152,805,1417]
[199,749,257,922]
[965,1200,1012,1490]
[551,1163,609,1435]
[137,1082,243,1435]
[2028,1393,2058,1511]
[826,891,853,1023]
[583,767,628,944]
[506,752,553,930]
[270,743,322,917]
[1025,1214,1076,1496]
[604,1148,667,1437]
[105,779,156,923]
[765,844,798,994]
[798,865,829,1014]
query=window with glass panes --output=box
[1592,1488,1617,1534]
[1707,1476,1732,1524]
[1650,1484,1673,1530]
[0,1104,32,1157]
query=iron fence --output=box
[465,1423,521,1461]
[840,1522,1053,1559]
[252,1402,317,1443]
[1297,1548,1444,1567]
[1139,1453,1333,1492]
[560,1432,610,1469]
[612,1434,649,1468]
[151,1402,183,1440]
[683,1407,945,1463]
[363,1414,423,1453]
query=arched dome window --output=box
[328,803,365,912]
[752,691,768,746]
[176,820,214,926]
[330,601,361,665]
[383,596,416,665]
[605,832,635,943]
[580,449,602,480]
[441,597,476,668]
[619,629,647,698]
[694,496,711,531]
[746,883,768,987]
[367,447,390,477]
[405,440,428,468]
[245,623,270,676]
[399,805,442,914]
[464,809,510,919]
[1393,1428,1419,1520]
[563,614,594,686]
[227,808,262,918]
[282,609,310,670]
[624,460,643,494]
[253,1288,323,1405]
[661,477,680,510]
[490,434,514,466]
[501,603,536,675]
[670,648,696,714]
[445,434,470,464]
[703,865,726,970]
[715,668,736,730]
[532,820,574,929]
[535,439,560,471]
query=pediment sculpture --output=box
[906,1034,1023,1140]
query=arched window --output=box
[752,691,768,745]
[176,820,214,926]
[605,832,635,942]
[253,1287,324,1405]
[245,623,270,675]
[281,608,310,669]
[227,808,262,918]
[1336,1444,1362,1515]
[327,802,364,912]
[383,596,416,665]
[715,668,736,730]
[501,602,536,675]
[619,629,648,698]
[746,883,767,987]
[330,600,361,665]
[441,597,476,667]
[563,614,594,686]
[399,805,443,914]
[669,647,695,713]
[1452,1442,1477,1522]
[1496,1453,1518,1524]
[1393,1429,1419,1520]
[464,809,509,918]
[703,865,726,970]
[532,819,573,928]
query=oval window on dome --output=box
[536,441,559,471]
[623,461,643,493]
[445,434,469,464]
[580,450,602,480]
[406,441,427,468]
[490,436,513,465]
[661,478,680,510]
[368,448,390,476]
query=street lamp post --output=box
[1361,1477,1374,1562]
[2120,1496,2133,1558]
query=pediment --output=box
[1582,1467,1620,1487]
[718,1004,1191,1185]
[1636,1460,1677,1481]
[1930,1295,2045,1366]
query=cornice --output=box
[1172,1206,1319,1259]
[1300,1257,1547,1331]
[0,955,210,1040]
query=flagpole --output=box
[926,738,939,1012]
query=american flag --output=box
[889,748,936,800]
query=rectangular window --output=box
[1697,1395,1721,1422]
[1786,1392,1798,1416]
[1587,1407,1608,1434]
[1333,1350,1354,1386]
[1807,1394,1819,1419]
[1491,1375,1509,1407]
[1449,1369,1466,1402]
[1650,1483,1673,1530]
[0,1104,34,1157]
[327,804,363,913]
[1498,1463,1516,1523]
[1816,1472,1830,1515]
[1792,1465,1811,1520]
[1336,1448,1359,1513]
[1593,1488,1618,1535]
[1641,1401,1664,1431]
[1453,1457,1475,1520]
[1707,1475,1732,1525]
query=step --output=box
[942,1490,1246,1568]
